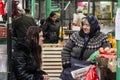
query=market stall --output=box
[0,22,7,80]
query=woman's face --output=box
[39,31,44,46]
[51,15,57,22]
[82,19,90,34]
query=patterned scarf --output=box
[84,35,89,47]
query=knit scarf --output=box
[84,35,89,47]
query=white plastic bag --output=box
[71,65,91,79]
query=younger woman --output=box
[12,26,49,80]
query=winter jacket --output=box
[42,20,60,43]
[12,38,46,80]
[61,31,111,68]
[13,15,37,38]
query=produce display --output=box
[96,47,117,80]
[98,47,117,58]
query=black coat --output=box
[42,20,60,43]
[12,38,46,80]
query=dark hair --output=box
[46,11,58,22]
[25,9,30,14]
[40,19,46,25]
[26,26,42,68]
[49,11,56,17]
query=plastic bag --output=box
[84,66,99,80]
[71,65,91,79]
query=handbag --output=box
[60,37,90,80]
[60,57,91,80]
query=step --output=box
[49,77,61,80]
[43,44,64,47]
[42,51,61,54]
[42,62,62,66]
[42,58,61,61]
[42,55,61,58]
[47,73,61,77]
[42,47,63,51]
[44,70,62,73]
[42,66,62,69]
[50,77,61,80]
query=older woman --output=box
[60,15,111,80]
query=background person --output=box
[72,7,85,31]
[42,11,60,43]
[12,26,49,80]
[60,15,111,80]
[12,9,37,39]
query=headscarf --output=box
[79,15,100,38]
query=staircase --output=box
[42,44,64,80]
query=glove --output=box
[89,50,99,63]
[62,63,71,69]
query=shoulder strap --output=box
[79,46,86,60]
[79,39,90,60]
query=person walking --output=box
[12,26,49,80]
[60,15,111,80]
[42,12,60,43]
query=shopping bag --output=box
[84,66,99,80]
[60,57,91,80]
[71,65,91,79]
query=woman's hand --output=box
[43,74,49,80]
[76,76,81,80]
